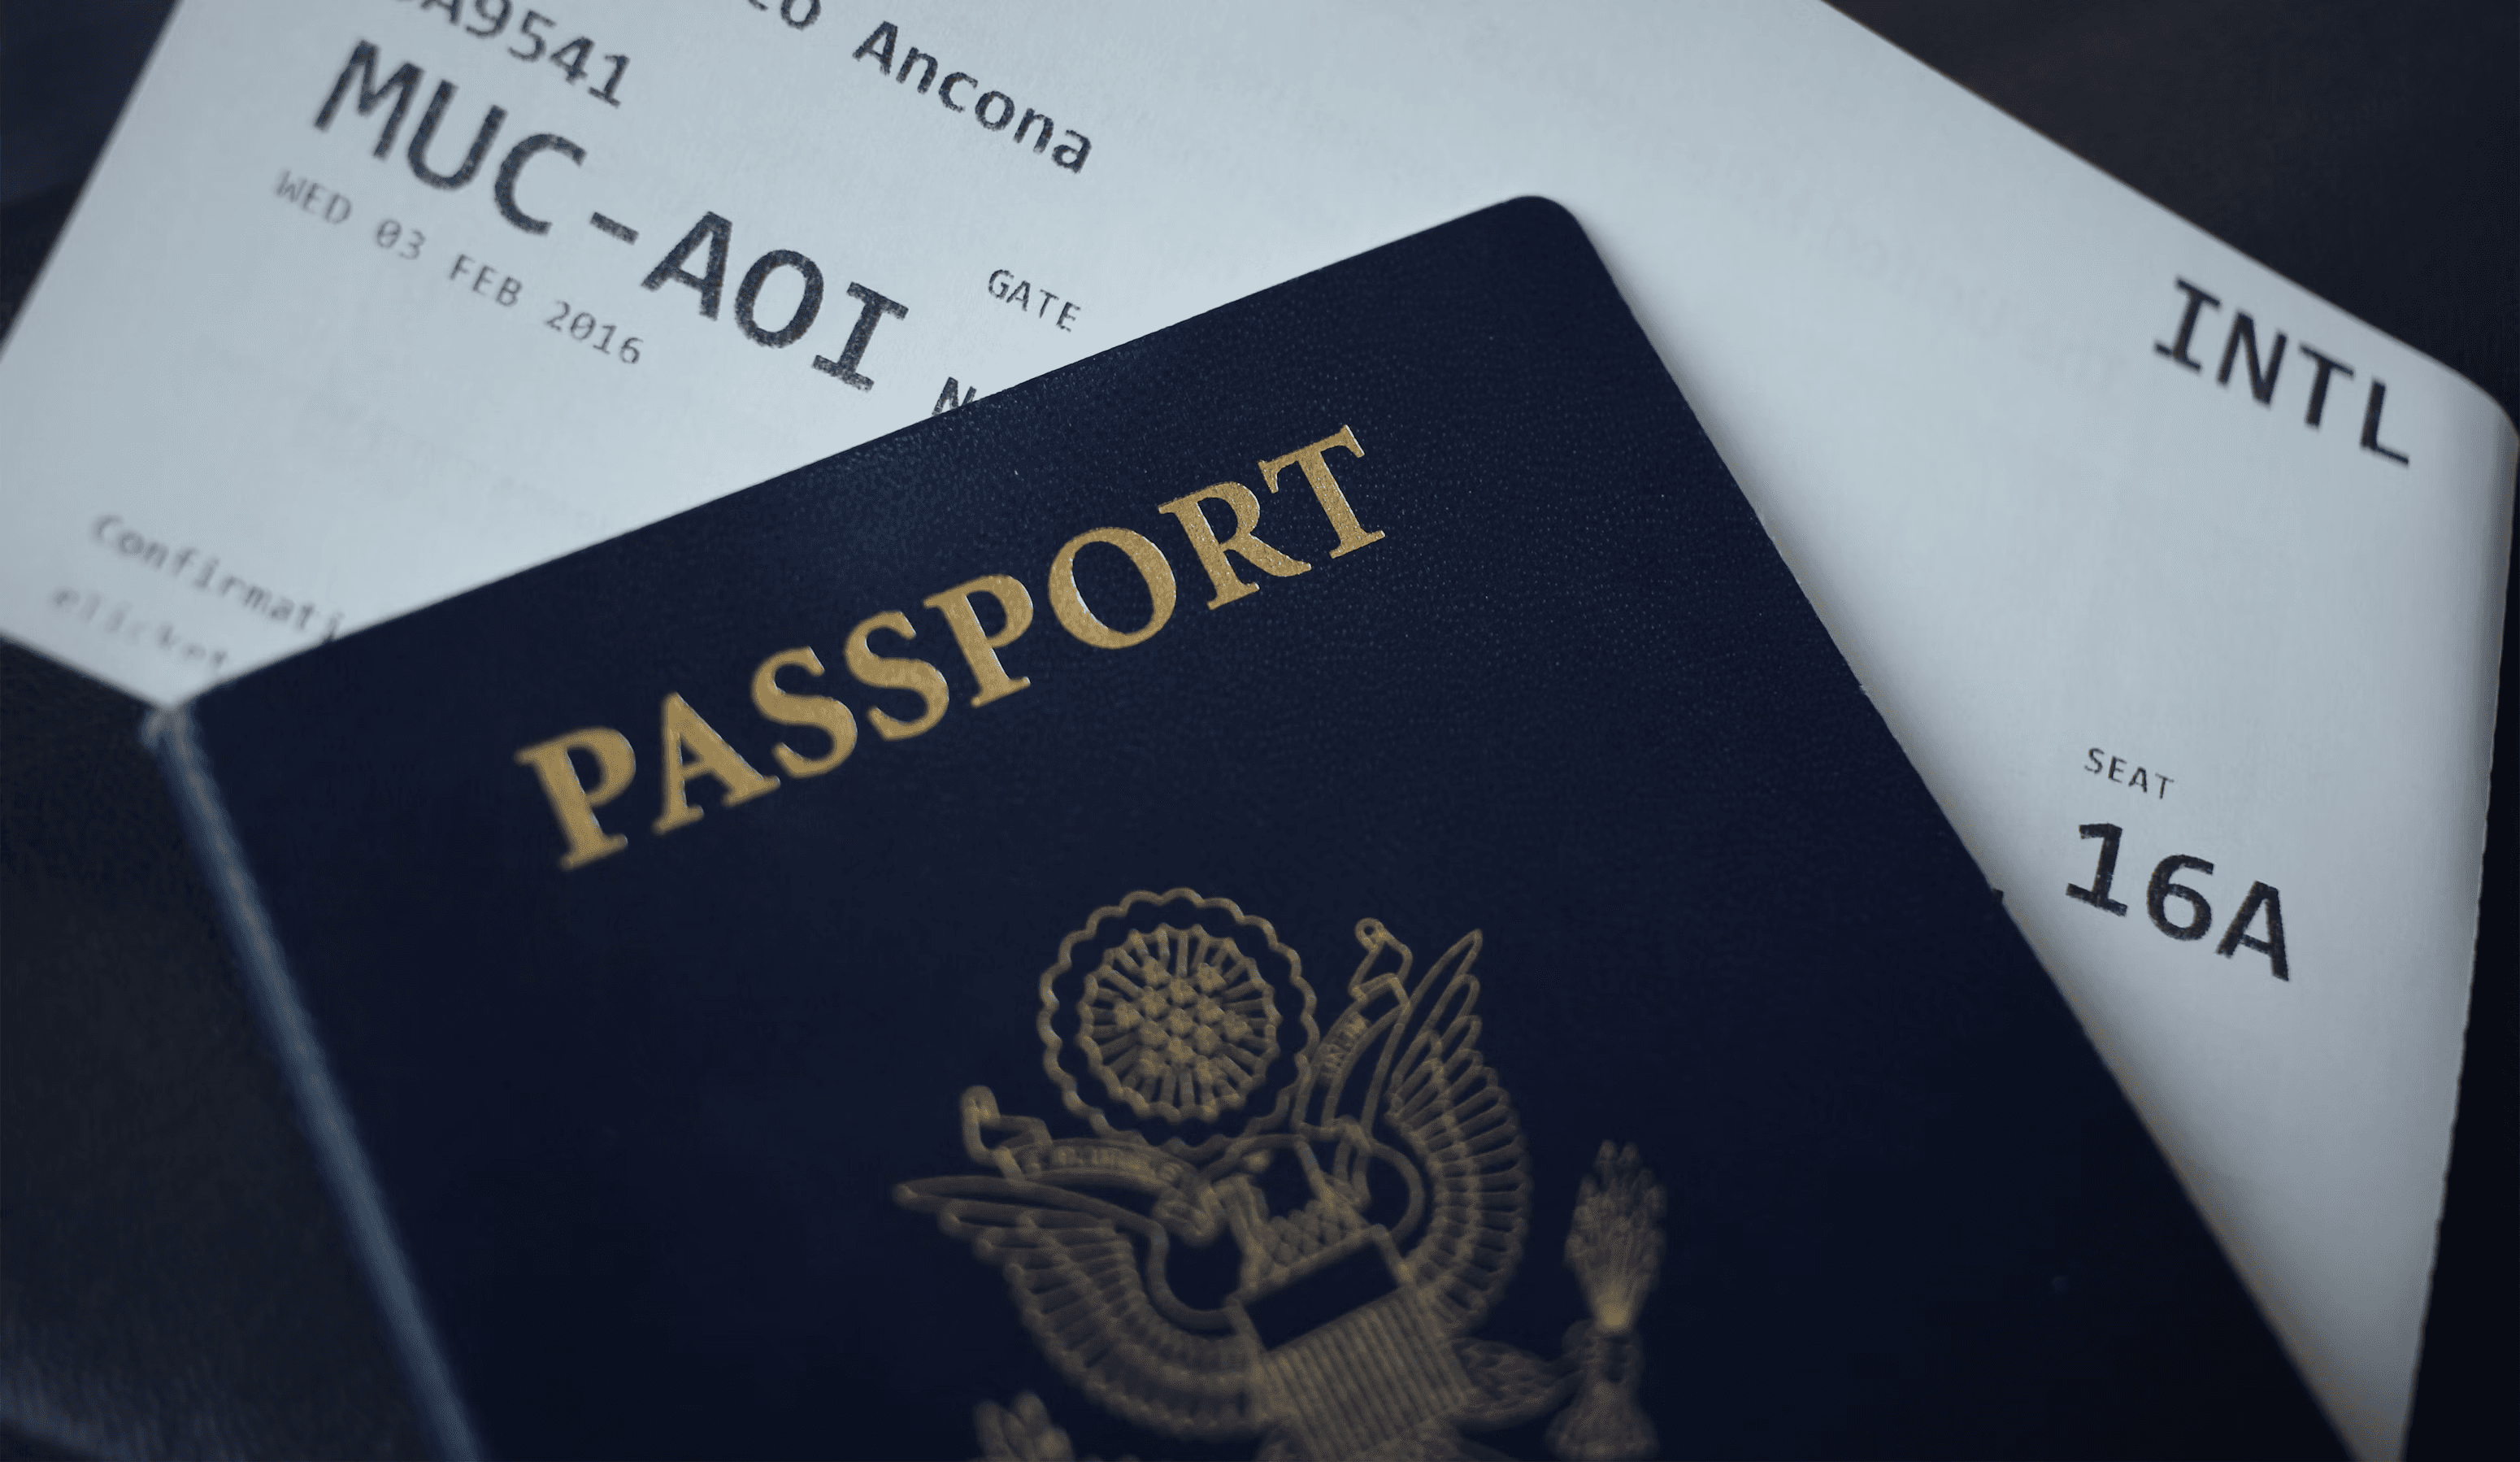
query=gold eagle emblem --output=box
[896,889,1663,1460]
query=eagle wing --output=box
[895,1174,1258,1441]
[1354,930,1531,1332]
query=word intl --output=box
[2154,276,2410,465]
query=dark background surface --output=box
[1,1,2510,1456]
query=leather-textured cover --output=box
[156,198,2338,1460]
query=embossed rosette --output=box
[1036,888,1319,1160]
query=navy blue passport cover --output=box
[155,199,2335,1460]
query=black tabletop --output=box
[2,2,2510,1457]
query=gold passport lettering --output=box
[510,728,637,870]
[844,609,951,742]
[650,692,779,835]
[1047,527,1176,649]
[749,647,858,779]
[922,574,1036,708]
[515,428,1383,869]
[1156,481,1314,610]
[1257,426,1384,559]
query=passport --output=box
[152,199,2338,1460]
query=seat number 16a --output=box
[2066,823,2289,982]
